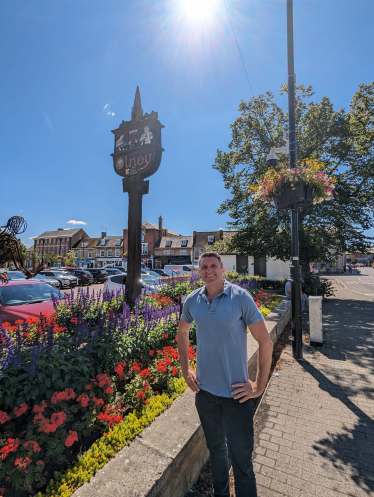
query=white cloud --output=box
[107,111,115,117]
[103,104,109,110]
[42,111,54,135]
[67,220,87,225]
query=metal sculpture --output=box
[0,216,46,283]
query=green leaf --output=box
[45,377,51,388]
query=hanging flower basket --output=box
[272,184,314,209]
[251,161,335,209]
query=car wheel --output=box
[58,281,62,290]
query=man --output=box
[178,252,273,497]
[285,279,308,312]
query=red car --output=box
[0,280,65,325]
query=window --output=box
[199,248,204,254]
[165,240,172,247]
[181,240,188,247]
[164,250,170,256]
[115,239,121,246]
[107,250,112,257]
[82,242,89,248]
[115,249,120,257]
[141,243,148,255]
[75,252,79,258]
[141,232,145,241]
[180,250,187,256]
[100,250,105,257]
[100,238,106,246]
[88,252,92,258]
[208,236,215,243]
[61,247,65,255]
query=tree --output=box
[31,248,41,268]
[213,83,374,273]
[63,250,76,267]
[44,252,58,266]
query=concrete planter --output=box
[73,299,291,497]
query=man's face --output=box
[199,257,225,285]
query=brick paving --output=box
[253,284,374,497]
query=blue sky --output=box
[1,0,373,246]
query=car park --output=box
[152,269,170,277]
[352,263,365,268]
[0,280,65,325]
[87,268,108,283]
[0,270,26,281]
[164,265,192,272]
[31,273,60,288]
[143,270,165,279]
[41,270,77,289]
[103,267,123,276]
[63,269,94,286]
[103,273,165,295]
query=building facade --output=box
[123,216,179,268]
[33,228,89,267]
[154,236,193,267]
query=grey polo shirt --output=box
[181,280,263,398]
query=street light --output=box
[266,0,303,360]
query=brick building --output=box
[154,236,193,267]
[33,228,89,267]
[123,216,179,268]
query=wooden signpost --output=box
[111,87,164,301]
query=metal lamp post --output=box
[266,0,303,359]
[287,0,303,359]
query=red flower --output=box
[15,320,24,326]
[105,387,114,395]
[136,391,146,402]
[65,430,78,447]
[13,403,28,417]
[51,411,66,427]
[162,334,168,339]
[171,366,178,377]
[0,411,11,424]
[23,440,41,453]
[77,394,90,408]
[70,318,78,324]
[97,373,111,388]
[139,368,150,379]
[157,362,168,373]
[36,460,45,468]
[130,362,141,373]
[0,438,19,459]
[84,384,92,390]
[149,350,154,356]
[144,382,150,392]
[14,457,32,470]
[93,397,104,406]
[174,335,178,341]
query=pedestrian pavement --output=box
[253,284,374,497]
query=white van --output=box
[164,265,192,272]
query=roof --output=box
[72,237,101,249]
[155,236,193,249]
[34,229,83,239]
[193,230,236,247]
[124,221,180,236]
[72,236,123,249]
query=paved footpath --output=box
[253,284,374,497]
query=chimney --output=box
[159,216,163,231]
[101,231,106,239]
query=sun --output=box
[178,0,219,24]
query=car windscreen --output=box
[162,270,174,276]
[0,284,64,306]
[141,275,160,286]
[3,271,26,280]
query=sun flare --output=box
[178,0,219,24]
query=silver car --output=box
[31,273,61,289]
[41,270,78,289]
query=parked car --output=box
[87,268,109,284]
[143,270,165,280]
[63,269,94,286]
[41,270,77,289]
[31,273,60,289]
[164,265,192,272]
[0,280,65,325]
[0,270,26,281]
[104,268,123,276]
[172,269,189,275]
[352,263,365,268]
[103,273,165,295]
[152,269,170,277]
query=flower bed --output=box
[0,275,281,496]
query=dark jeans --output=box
[195,389,257,497]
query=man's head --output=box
[198,251,225,286]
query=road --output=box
[328,267,374,298]
[63,282,105,296]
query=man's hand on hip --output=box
[183,366,200,393]
[231,380,262,403]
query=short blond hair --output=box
[198,251,223,267]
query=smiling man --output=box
[178,251,273,497]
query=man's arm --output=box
[232,319,273,403]
[178,318,200,392]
